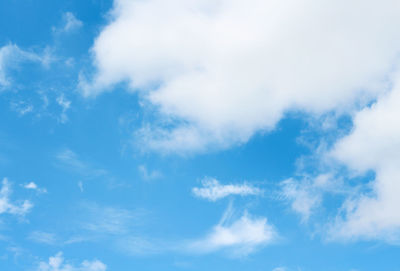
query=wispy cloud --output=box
[55,149,107,178]
[75,202,159,255]
[79,203,143,235]
[280,174,345,222]
[0,44,49,88]
[138,165,162,181]
[22,182,47,194]
[187,204,277,256]
[56,94,71,123]
[28,231,88,246]
[192,177,262,201]
[63,12,83,32]
[9,101,34,116]
[28,231,57,245]
[0,178,33,216]
[53,12,83,34]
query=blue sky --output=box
[1,0,400,270]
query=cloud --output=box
[62,12,83,32]
[114,236,162,256]
[0,178,33,216]
[78,181,84,192]
[328,72,400,241]
[28,230,89,246]
[56,149,107,178]
[37,252,106,271]
[192,177,262,201]
[79,203,142,235]
[82,0,400,153]
[188,205,277,256]
[23,182,38,190]
[28,231,57,245]
[23,182,47,193]
[138,165,162,180]
[281,178,322,222]
[76,202,159,255]
[280,174,343,221]
[9,101,34,116]
[0,44,47,88]
[56,94,71,123]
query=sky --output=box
[1,0,400,270]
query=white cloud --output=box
[272,268,287,271]
[0,178,33,216]
[0,44,46,88]
[192,177,262,201]
[281,178,321,222]
[24,182,38,190]
[56,94,71,123]
[280,174,341,221]
[328,72,400,241]
[37,252,106,271]
[62,12,83,32]
[79,0,400,244]
[23,182,47,193]
[189,206,277,256]
[82,0,400,153]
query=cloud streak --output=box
[192,177,262,201]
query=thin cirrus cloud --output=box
[75,202,160,255]
[192,177,262,201]
[79,202,143,235]
[28,231,57,245]
[82,0,400,154]
[37,252,106,271]
[55,149,108,178]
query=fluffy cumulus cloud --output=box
[83,0,400,153]
[192,177,262,201]
[37,252,106,271]
[82,0,400,243]
[189,207,277,256]
[0,178,33,216]
[329,72,400,241]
